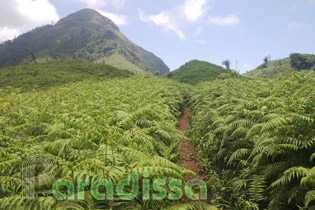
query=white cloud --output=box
[288,21,304,30]
[0,27,20,43]
[0,0,59,43]
[138,8,185,40]
[76,0,125,10]
[208,14,240,26]
[137,0,213,40]
[138,8,148,22]
[183,0,211,21]
[139,0,239,40]
[193,39,207,44]
[97,10,128,25]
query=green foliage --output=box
[0,9,170,74]
[262,56,270,68]
[263,56,269,65]
[0,60,132,91]
[246,54,315,78]
[189,71,315,209]
[222,60,231,69]
[153,70,161,76]
[290,53,315,71]
[165,60,242,85]
[0,75,191,209]
[246,57,296,78]
[2,53,314,210]
[165,202,218,210]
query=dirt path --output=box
[178,107,202,181]
[178,107,211,203]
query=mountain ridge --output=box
[0,8,169,74]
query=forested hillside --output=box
[0,9,170,74]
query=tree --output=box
[263,56,269,68]
[222,60,231,69]
[153,70,160,76]
[30,51,37,64]
[263,56,269,64]
[290,53,315,71]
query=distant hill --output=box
[0,61,132,91]
[165,60,241,85]
[245,53,315,78]
[0,9,169,74]
[245,57,295,78]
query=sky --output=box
[0,0,315,73]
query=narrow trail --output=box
[177,107,211,203]
[178,107,202,181]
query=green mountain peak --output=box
[0,8,169,74]
[57,8,120,31]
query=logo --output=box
[22,155,207,201]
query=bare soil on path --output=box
[177,107,212,203]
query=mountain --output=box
[245,53,315,78]
[0,9,169,74]
[0,61,132,91]
[165,60,241,85]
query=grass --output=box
[0,60,133,91]
[245,57,296,78]
[96,51,145,74]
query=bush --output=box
[290,53,315,70]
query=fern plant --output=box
[189,71,315,209]
[0,75,195,209]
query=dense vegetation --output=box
[245,53,315,78]
[290,53,315,71]
[245,57,295,78]
[0,9,169,74]
[0,61,132,91]
[0,75,220,210]
[1,48,314,210]
[189,71,315,209]
[166,60,241,85]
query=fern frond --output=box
[305,190,315,207]
[228,148,251,165]
[260,117,287,133]
[164,202,218,210]
[0,196,56,210]
[271,167,309,188]
[231,127,248,139]
[249,175,266,203]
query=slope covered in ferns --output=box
[189,71,315,209]
[0,75,217,210]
